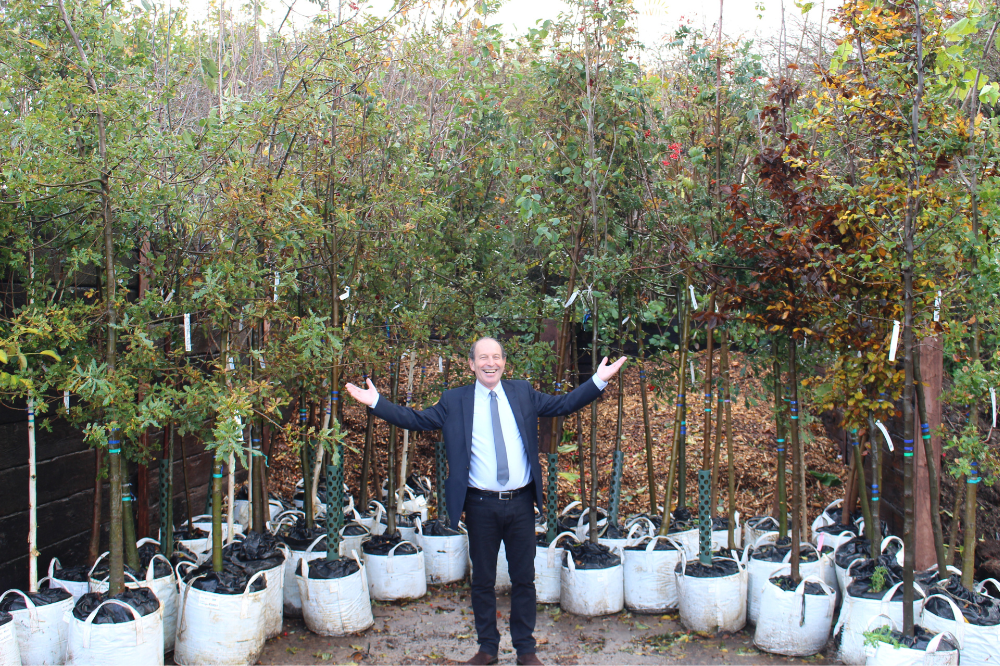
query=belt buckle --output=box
[498,490,512,500]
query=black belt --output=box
[467,485,531,500]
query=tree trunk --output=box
[638,328,656,514]
[659,286,691,536]
[774,340,788,539]
[588,297,600,544]
[914,347,947,577]
[788,339,801,583]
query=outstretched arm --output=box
[533,356,628,417]
[595,356,628,383]
[345,377,447,431]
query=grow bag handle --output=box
[782,542,819,564]
[135,537,161,549]
[863,611,897,633]
[143,554,174,583]
[547,531,579,569]
[91,571,141,590]
[0,589,38,632]
[47,557,62,580]
[239,570,267,619]
[626,518,656,544]
[88,551,110,579]
[306,534,328,554]
[385,540,420,574]
[878,580,926,618]
[880,535,904,565]
[174,560,198,581]
[414,515,423,536]
[81,599,144,649]
[922,593,967,647]
[558,501,582,519]
[340,521,370,538]
[924,629,959,655]
[641,535,683,554]
[299,559,311,601]
[975,578,1000,599]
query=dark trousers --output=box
[463,488,537,656]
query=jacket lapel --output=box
[463,384,475,458]
[503,380,531,453]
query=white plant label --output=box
[690,361,696,385]
[991,387,997,428]
[438,356,444,373]
[63,390,70,414]
[933,291,941,322]
[273,272,279,302]
[183,313,192,352]
[259,355,265,369]
[622,315,631,326]
[340,286,350,300]
[888,320,900,362]
[165,289,174,303]
[875,419,894,452]
[689,285,698,310]
[564,290,580,308]
[227,356,235,371]
[422,300,428,310]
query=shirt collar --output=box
[475,380,504,399]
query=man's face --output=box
[469,339,505,390]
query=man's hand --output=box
[595,356,628,382]
[345,378,379,407]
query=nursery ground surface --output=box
[246,584,833,665]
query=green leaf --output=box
[201,57,219,79]
[808,470,842,487]
[39,350,61,362]
[0,350,7,364]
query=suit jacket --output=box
[371,378,604,529]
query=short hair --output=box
[469,337,506,360]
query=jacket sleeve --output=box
[530,378,604,418]
[371,393,448,431]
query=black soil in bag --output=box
[0,611,10,627]
[745,516,779,532]
[751,544,829,563]
[834,536,871,569]
[562,541,621,570]
[297,557,361,580]
[404,473,432,497]
[171,543,199,568]
[89,561,141,582]
[925,574,1000,626]
[869,625,957,652]
[0,583,71,610]
[557,506,584,533]
[710,517,735,530]
[626,513,663,531]
[537,532,578,548]
[380,511,419,528]
[625,538,680,552]
[342,522,370,537]
[846,555,906,599]
[419,519,461,537]
[72,588,160,623]
[278,517,328,551]
[602,523,625,539]
[815,521,859,539]
[136,543,173,578]
[183,564,267,594]
[221,531,285,576]
[771,575,827,595]
[362,534,419,556]
[173,525,209,541]
[48,563,92,583]
[682,558,740,578]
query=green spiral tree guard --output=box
[159,457,173,557]
[609,449,624,526]
[698,470,712,565]
[435,440,448,525]
[546,452,559,543]
[326,444,345,560]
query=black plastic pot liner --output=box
[869,625,957,652]
[362,534,419,556]
[49,564,92,583]
[136,543,173,578]
[295,488,329,505]
[278,518,328,551]
[183,564,267,594]
[667,520,694,534]
[383,512,418,527]
[0,583,71,611]
[297,558,361,580]
[537,533,577,548]
[343,523,369,536]
[711,517,734,530]
[171,544,199,568]
[752,544,823,564]
[626,513,663,530]
[625,538,679,552]
[222,531,285,576]
[815,522,859,538]
[90,562,140,581]
[562,541,621,570]
[72,588,160,623]
[235,488,278,502]
[174,526,209,540]
[404,473,433,497]
[846,555,906,599]
[771,575,827,595]
[556,506,584,533]
[682,558,740,578]
[419,519,461,537]
[672,508,693,523]
[0,611,10,627]
[834,537,871,569]
[746,516,779,531]
[924,574,1000,626]
[602,523,625,539]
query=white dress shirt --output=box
[370,375,609,492]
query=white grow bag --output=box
[743,532,781,624]
[0,618,19,666]
[668,527,699,560]
[920,593,1000,666]
[364,542,426,601]
[623,536,684,613]
[834,580,926,666]
[297,554,374,636]
[66,598,164,666]
[0,582,73,665]
[47,559,89,601]
[535,532,578,604]
[414,519,468,585]
[743,516,779,547]
[751,541,837,609]
[173,570,267,666]
[560,551,624,617]
[338,523,372,561]
[711,511,742,551]
[675,550,748,634]
[810,498,843,542]
[836,535,906,595]
[282,534,326,617]
[352,503,386,536]
[753,568,836,656]
[865,615,959,666]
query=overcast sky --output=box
[178,0,843,49]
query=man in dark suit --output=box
[346,337,626,666]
